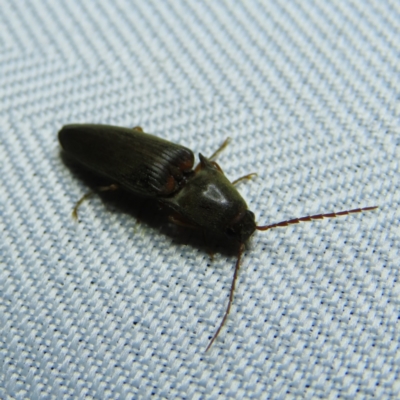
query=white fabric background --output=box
[1,0,399,398]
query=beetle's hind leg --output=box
[72,184,119,220]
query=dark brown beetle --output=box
[59,124,377,350]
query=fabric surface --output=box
[1,1,399,398]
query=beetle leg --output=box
[169,215,215,258]
[194,138,231,172]
[209,137,231,161]
[232,172,257,186]
[168,213,198,229]
[199,230,216,260]
[210,161,224,172]
[132,126,144,132]
[72,184,119,220]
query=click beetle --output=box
[59,124,377,350]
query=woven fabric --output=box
[1,1,399,398]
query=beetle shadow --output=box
[60,152,240,260]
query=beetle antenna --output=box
[206,243,245,351]
[205,205,377,351]
[256,206,378,231]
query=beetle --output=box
[58,124,377,351]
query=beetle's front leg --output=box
[205,138,257,186]
[168,213,198,229]
[132,126,144,132]
[209,137,231,161]
[232,173,257,186]
[195,138,231,172]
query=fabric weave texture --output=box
[1,1,399,398]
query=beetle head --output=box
[225,209,256,243]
